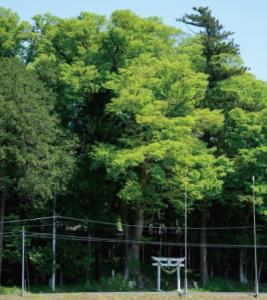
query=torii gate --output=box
[152,256,185,292]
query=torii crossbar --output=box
[152,256,185,292]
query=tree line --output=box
[0,6,266,289]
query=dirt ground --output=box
[0,292,265,300]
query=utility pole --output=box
[51,198,56,292]
[252,176,259,297]
[184,171,188,295]
[21,226,25,297]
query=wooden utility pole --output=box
[51,198,56,291]
[252,176,259,297]
[21,226,25,297]
[184,172,188,295]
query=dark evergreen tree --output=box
[0,58,75,283]
[179,6,246,90]
[179,6,247,286]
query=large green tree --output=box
[179,6,247,285]
[0,7,31,58]
[28,11,184,280]
[0,58,75,283]
[91,53,229,283]
[0,5,265,288]
[179,6,267,286]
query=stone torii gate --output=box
[152,256,185,292]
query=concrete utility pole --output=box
[157,262,161,291]
[51,198,56,291]
[184,172,188,295]
[21,226,25,297]
[177,262,181,292]
[252,176,259,297]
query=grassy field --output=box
[0,292,265,300]
[0,278,265,300]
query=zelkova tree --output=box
[91,54,229,283]
[28,11,184,280]
[0,58,75,284]
[219,74,267,282]
[29,10,179,130]
[179,6,247,285]
[0,7,31,58]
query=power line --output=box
[26,231,267,249]
[0,231,23,235]
[1,234,22,238]
[57,216,262,231]
[0,216,55,225]
[0,215,264,231]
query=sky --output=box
[0,0,266,81]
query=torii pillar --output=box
[152,256,185,292]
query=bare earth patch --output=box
[0,292,266,300]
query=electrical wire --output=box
[57,216,262,231]
[1,234,22,239]
[0,215,263,231]
[0,229,24,237]
[0,216,55,225]
[25,231,267,249]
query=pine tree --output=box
[179,6,246,286]
[179,6,246,91]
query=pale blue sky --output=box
[0,0,266,81]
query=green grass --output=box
[1,277,267,298]
[192,277,252,292]
[190,277,267,293]
[0,279,255,295]
[0,286,21,295]
[28,275,133,294]
[0,292,264,300]
[0,282,265,300]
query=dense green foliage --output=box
[0,5,266,291]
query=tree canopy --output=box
[0,6,266,291]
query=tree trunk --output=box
[200,203,209,286]
[125,162,147,286]
[239,249,248,284]
[224,263,230,278]
[0,195,5,285]
[86,228,91,285]
[123,205,130,280]
[94,243,101,281]
[125,204,144,286]
[131,205,144,263]
[33,271,38,285]
[59,269,63,287]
